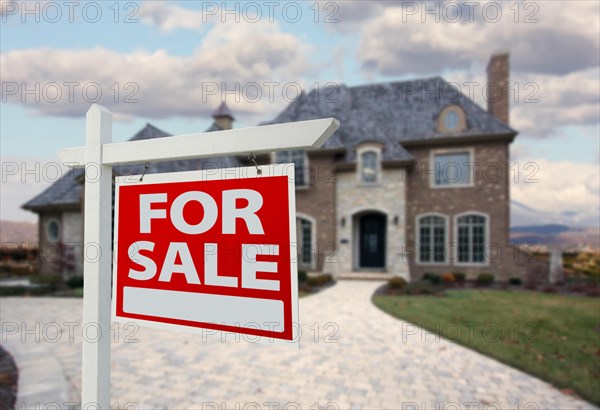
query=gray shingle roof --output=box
[212,102,235,120]
[22,167,85,210]
[23,122,239,211]
[264,77,515,162]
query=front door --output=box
[359,213,386,268]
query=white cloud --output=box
[446,66,600,137]
[138,1,209,32]
[355,1,599,76]
[0,20,313,122]
[511,158,600,227]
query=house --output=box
[23,53,527,281]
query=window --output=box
[297,217,314,268]
[433,151,472,187]
[418,215,447,263]
[46,219,60,242]
[276,150,307,186]
[457,214,487,263]
[437,105,467,133]
[360,151,378,183]
[444,111,459,130]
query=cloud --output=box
[511,158,600,227]
[446,66,600,137]
[138,1,209,32]
[355,1,599,76]
[0,20,313,122]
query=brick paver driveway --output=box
[1,281,595,409]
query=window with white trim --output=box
[360,151,378,183]
[276,150,307,186]
[457,214,486,263]
[433,151,472,187]
[418,215,447,263]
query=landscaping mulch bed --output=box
[0,345,18,410]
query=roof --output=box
[264,77,516,162]
[212,102,235,120]
[22,167,85,211]
[22,122,241,211]
[23,77,516,211]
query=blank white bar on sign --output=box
[123,287,284,332]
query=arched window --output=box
[296,216,315,269]
[418,215,447,263]
[360,151,378,183]
[46,219,60,242]
[275,150,308,186]
[456,214,487,263]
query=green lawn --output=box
[373,290,600,406]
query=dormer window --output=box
[437,105,467,133]
[356,143,382,185]
[275,150,308,186]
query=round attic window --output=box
[46,219,60,242]
[437,105,466,133]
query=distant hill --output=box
[511,224,599,250]
[511,224,572,235]
[0,220,38,244]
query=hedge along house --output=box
[24,53,527,281]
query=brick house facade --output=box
[24,53,526,281]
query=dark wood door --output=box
[359,214,386,268]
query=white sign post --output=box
[58,104,339,407]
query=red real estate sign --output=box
[111,164,299,345]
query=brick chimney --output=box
[212,102,235,130]
[486,52,510,125]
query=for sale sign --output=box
[111,164,299,346]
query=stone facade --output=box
[38,209,83,277]
[405,140,526,281]
[332,166,409,278]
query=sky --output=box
[1,0,599,227]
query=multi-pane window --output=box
[457,214,486,263]
[434,152,471,186]
[276,150,307,186]
[418,216,446,263]
[360,151,378,183]
[297,218,313,267]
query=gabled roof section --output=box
[265,77,516,162]
[23,122,240,212]
[22,168,85,211]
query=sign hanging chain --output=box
[139,162,150,182]
[249,153,262,175]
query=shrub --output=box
[452,272,466,283]
[67,276,84,289]
[388,276,407,290]
[509,277,523,286]
[31,274,63,292]
[542,285,558,293]
[423,272,442,285]
[306,273,333,288]
[403,282,444,296]
[476,273,495,286]
[524,282,537,291]
[297,270,308,283]
[441,273,455,284]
